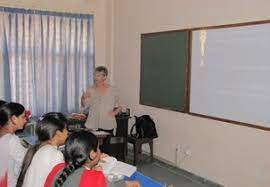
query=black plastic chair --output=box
[127,135,153,165]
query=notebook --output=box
[99,156,136,177]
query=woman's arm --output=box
[112,87,122,116]
[81,89,91,108]
[80,88,93,114]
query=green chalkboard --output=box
[140,30,189,111]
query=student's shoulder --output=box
[39,145,63,157]
[8,134,21,145]
[34,145,63,166]
[9,133,19,140]
[6,134,23,152]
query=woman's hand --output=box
[108,107,122,117]
[108,110,116,117]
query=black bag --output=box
[130,115,158,139]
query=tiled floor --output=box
[126,153,223,187]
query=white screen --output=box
[190,24,270,127]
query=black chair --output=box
[101,136,126,162]
[127,135,153,165]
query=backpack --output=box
[130,115,158,139]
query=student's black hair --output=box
[0,102,25,127]
[36,112,68,142]
[54,130,98,187]
[16,112,68,187]
[0,100,6,108]
[95,66,108,77]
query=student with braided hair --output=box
[44,130,106,187]
[45,131,141,187]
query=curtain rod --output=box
[0,6,93,19]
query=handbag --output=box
[130,115,158,139]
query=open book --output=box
[99,156,136,177]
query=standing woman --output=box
[81,66,122,134]
[0,102,27,187]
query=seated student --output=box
[0,102,27,187]
[45,131,140,187]
[44,130,106,187]
[16,112,68,187]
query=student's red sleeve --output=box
[0,172,7,187]
[79,170,107,187]
[44,163,65,187]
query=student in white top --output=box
[16,112,68,187]
[0,102,27,187]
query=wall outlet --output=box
[177,145,191,156]
[184,148,191,156]
[173,144,192,167]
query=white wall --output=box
[113,1,270,187]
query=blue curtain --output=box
[0,8,94,116]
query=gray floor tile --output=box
[126,151,223,187]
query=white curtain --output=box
[0,8,94,116]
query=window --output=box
[0,7,95,116]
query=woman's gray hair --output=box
[95,66,108,77]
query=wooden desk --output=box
[67,118,86,130]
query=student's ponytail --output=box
[16,143,41,187]
[54,163,77,187]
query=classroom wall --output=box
[0,0,114,80]
[113,1,270,187]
